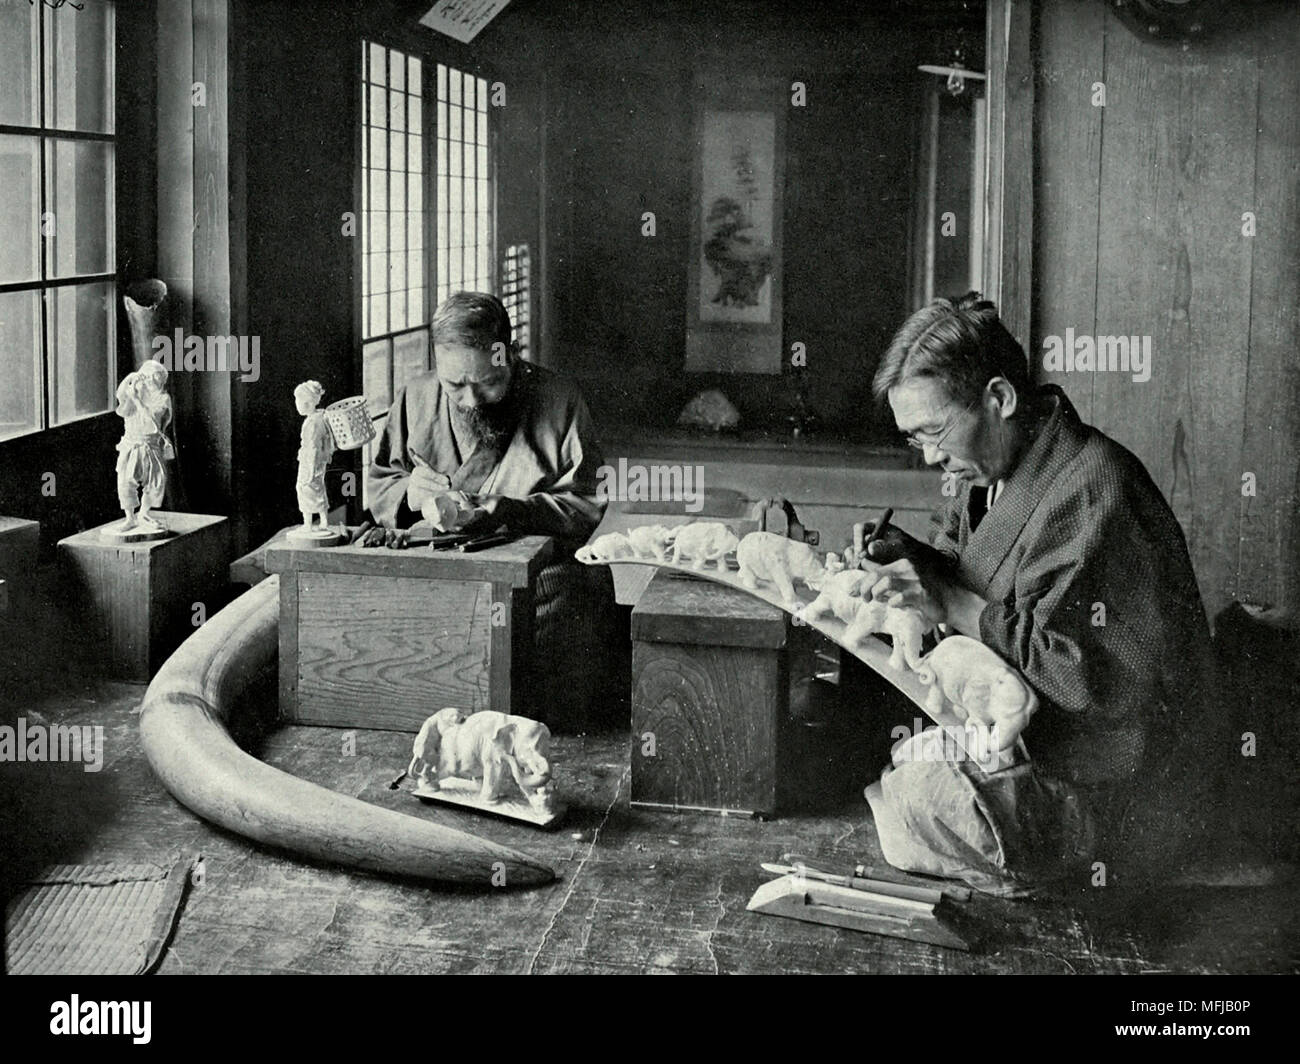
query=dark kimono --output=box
[867,385,1221,894]
[366,361,616,729]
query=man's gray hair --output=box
[432,291,513,353]
[873,292,1031,405]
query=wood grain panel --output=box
[1033,0,1105,421]
[631,641,783,816]
[1169,42,1257,617]
[1239,16,1300,612]
[291,573,493,732]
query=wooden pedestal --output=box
[57,513,231,681]
[265,535,554,732]
[631,570,790,817]
[0,516,40,618]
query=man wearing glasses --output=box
[857,293,1220,896]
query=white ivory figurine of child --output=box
[109,360,174,538]
[293,380,336,536]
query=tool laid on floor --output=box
[746,855,975,950]
[780,852,973,902]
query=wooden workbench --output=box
[265,535,554,731]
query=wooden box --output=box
[0,516,40,619]
[58,513,231,681]
[265,535,554,732]
[631,570,790,817]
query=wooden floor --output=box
[3,675,1296,975]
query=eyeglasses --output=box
[903,396,981,452]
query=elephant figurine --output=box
[736,531,843,605]
[668,521,739,571]
[409,708,556,812]
[626,523,676,560]
[916,635,1039,753]
[575,532,635,564]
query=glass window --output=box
[0,1,116,441]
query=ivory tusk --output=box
[139,577,555,889]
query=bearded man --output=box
[365,291,615,729]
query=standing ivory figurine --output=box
[288,381,344,546]
[106,360,174,540]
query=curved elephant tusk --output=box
[139,577,555,889]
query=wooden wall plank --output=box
[1033,0,1105,422]
[191,0,234,516]
[985,0,1034,348]
[1239,14,1300,613]
[1168,41,1258,618]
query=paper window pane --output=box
[368,211,387,253]
[389,289,407,333]
[478,109,487,143]
[46,1,114,133]
[0,289,40,440]
[408,172,422,216]
[46,139,114,278]
[390,131,405,172]
[369,127,387,169]
[448,69,460,105]
[437,63,447,99]
[0,2,38,126]
[369,85,387,128]
[408,58,422,97]
[409,97,422,138]
[408,289,422,327]
[389,88,406,132]
[389,50,404,94]
[437,100,447,137]
[371,170,387,213]
[477,78,488,112]
[0,135,40,284]
[409,133,423,173]
[51,282,114,425]
[362,338,392,415]
[369,43,386,84]
[408,212,422,253]
[408,250,423,290]
[370,294,387,337]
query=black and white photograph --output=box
[0,0,1296,1008]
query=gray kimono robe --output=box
[366,360,605,546]
[868,385,1220,894]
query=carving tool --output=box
[762,862,945,906]
[780,853,971,902]
[861,507,894,556]
[458,532,511,552]
[748,859,974,950]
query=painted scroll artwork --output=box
[698,110,776,324]
[408,708,562,827]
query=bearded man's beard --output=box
[450,378,526,451]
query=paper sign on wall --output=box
[419,0,512,44]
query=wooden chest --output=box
[264,535,554,732]
[0,516,40,619]
[58,513,231,680]
[631,569,790,817]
